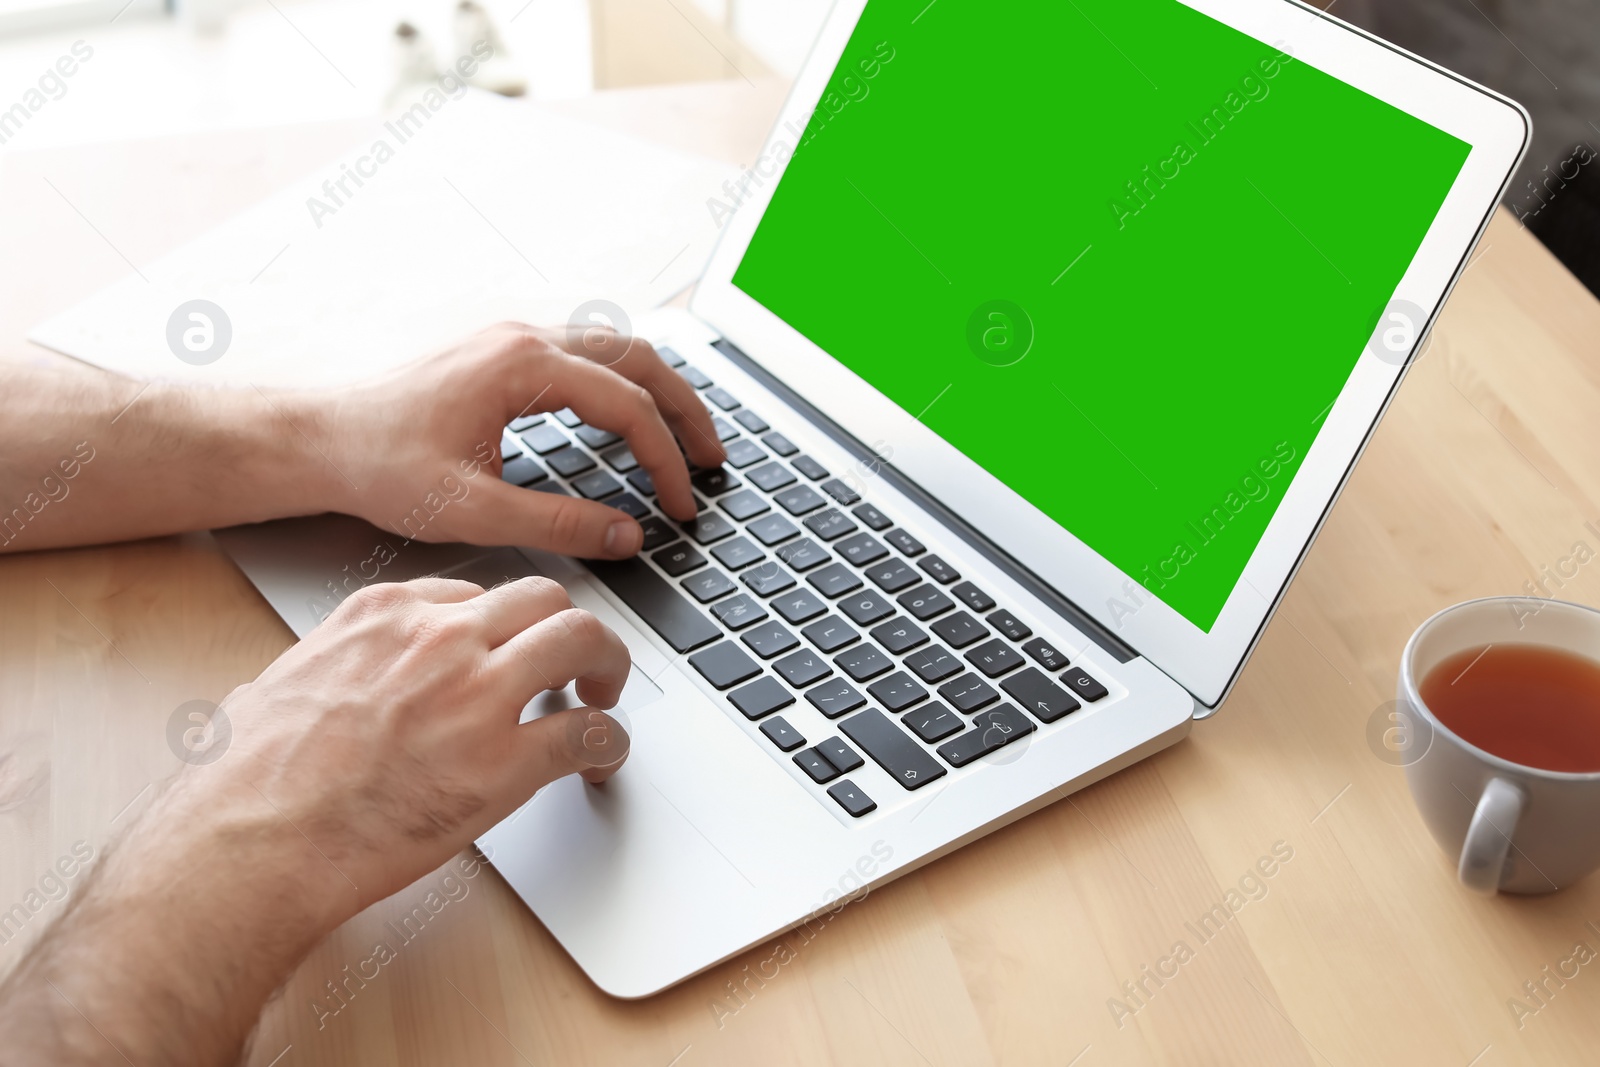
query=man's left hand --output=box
[314,322,726,558]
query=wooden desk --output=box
[5,80,1600,1067]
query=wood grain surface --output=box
[4,77,1600,1067]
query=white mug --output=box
[1399,597,1600,894]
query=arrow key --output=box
[827,780,878,818]
[816,736,864,773]
[794,747,839,783]
[759,715,806,751]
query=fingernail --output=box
[604,519,642,556]
[573,709,632,769]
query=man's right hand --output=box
[0,575,634,1067]
[193,574,634,912]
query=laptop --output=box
[215,0,1528,997]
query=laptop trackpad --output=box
[439,547,670,717]
[215,518,669,690]
[519,670,665,723]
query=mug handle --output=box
[1458,777,1524,894]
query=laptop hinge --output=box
[712,338,1138,666]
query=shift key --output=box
[839,709,946,790]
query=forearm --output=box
[0,562,633,1064]
[0,357,341,553]
[0,777,352,1065]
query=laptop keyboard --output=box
[501,346,1114,820]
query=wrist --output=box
[139,767,359,945]
[129,380,349,525]
[247,384,352,519]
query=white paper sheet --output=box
[29,91,733,388]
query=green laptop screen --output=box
[731,0,1470,630]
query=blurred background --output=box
[0,0,1595,292]
[0,0,826,140]
[1338,0,1600,295]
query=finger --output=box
[459,575,573,647]
[546,323,724,470]
[569,707,631,783]
[453,478,644,559]
[494,326,718,511]
[510,706,632,790]
[605,340,726,470]
[489,607,631,710]
[513,351,700,522]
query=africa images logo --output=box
[166,300,232,365]
[965,300,1034,367]
[166,700,232,765]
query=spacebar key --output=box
[840,709,947,790]
[586,558,722,653]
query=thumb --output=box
[457,479,645,558]
[515,707,632,789]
